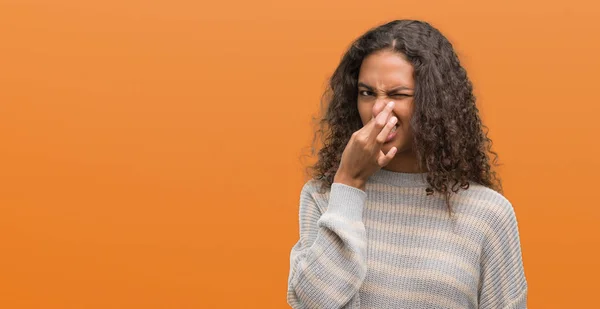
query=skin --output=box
[334,49,422,191]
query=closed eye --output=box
[358,90,411,97]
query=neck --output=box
[383,149,423,173]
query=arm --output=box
[286,181,368,309]
[478,199,528,309]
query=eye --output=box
[358,90,373,96]
[391,93,409,97]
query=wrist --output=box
[334,172,366,191]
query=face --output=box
[357,49,415,155]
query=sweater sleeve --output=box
[478,198,528,309]
[286,181,368,309]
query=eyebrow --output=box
[357,82,413,91]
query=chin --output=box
[383,139,411,154]
[382,142,402,153]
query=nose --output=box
[372,98,390,119]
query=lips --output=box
[385,124,398,142]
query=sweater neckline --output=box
[369,168,429,187]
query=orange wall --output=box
[1,0,599,308]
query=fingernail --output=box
[387,101,395,108]
[390,117,398,124]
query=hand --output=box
[334,101,398,191]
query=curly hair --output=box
[307,19,502,213]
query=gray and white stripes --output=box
[287,168,527,309]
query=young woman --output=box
[286,20,528,309]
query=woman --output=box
[286,20,528,309]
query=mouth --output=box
[385,123,399,143]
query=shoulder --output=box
[300,178,322,194]
[299,179,331,214]
[452,183,520,234]
[300,179,328,198]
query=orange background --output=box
[1,0,599,308]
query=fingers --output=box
[377,147,397,167]
[375,115,398,144]
[369,101,395,140]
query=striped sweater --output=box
[286,168,527,309]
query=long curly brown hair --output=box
[307,19,502,212]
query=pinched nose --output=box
[372,100,394,119]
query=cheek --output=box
[394,101,414,125]
[357,104,372,125]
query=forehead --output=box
[358,50,414,88]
